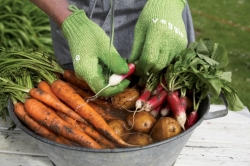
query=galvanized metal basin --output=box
[8,95,228,166]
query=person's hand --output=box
[62,5,129,97]
[128,0,188,77]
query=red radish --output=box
[135,90,151,110]
[184,89,199,129]
[107,63,135,86]
[135,73,159,110]
[152,78,166,95]
[160,103,171,117]
[180,88,187,110]
[144,90,168,112]
[88,63,135,99]
[174,89,180,97]
[150,105,161,118]
[166,90,187,130]
[185,111,198,129]
[180,96,187,110]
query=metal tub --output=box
[8,94,228,166]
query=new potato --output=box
[151,117,182,141]
[111,88,140,109]
[125,133,154,146]
[127,111,157,134]
[107,119,130,140]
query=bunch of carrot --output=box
[0,47,134,149]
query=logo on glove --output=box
[152,18,184,38]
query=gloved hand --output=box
[62,5,130,97]
[128,0,188,76]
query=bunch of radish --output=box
[133,38,245,130]
[135,81,192,130]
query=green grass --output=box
[188,0,250,110]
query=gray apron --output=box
[49,0,195,70]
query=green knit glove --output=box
[62,5,129,97]
[129,0,188,76]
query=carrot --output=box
[63,70,89,89]
[29,88,86,124]
[66,82,90,98]
[37,80,58,98]
[51,79,134,147]
[24,98,103,149]
[87,102,119,121]
[56,111,116,148]
[13,102,70,145]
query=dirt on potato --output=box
[111,88,140,109]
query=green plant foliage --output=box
[0,0,53,54]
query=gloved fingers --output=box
[128,22,147,63]
[149,49,171,73]
[100,48,129,75]
[133,36,160,76]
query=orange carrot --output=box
[63,70,89,89]
[37,80,57,98]
[66,82,118,121]
[29,88,86,124]
[56,111,116,148]
[24,98,103,149]
[88,102,118,121]
[13,102,70,145]
[66,82,90,98]
[51,79,134,147]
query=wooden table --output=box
[1,105,249,166]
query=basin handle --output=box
[204,93,228,120]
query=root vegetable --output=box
[107,119,130,140]
[50,79,134,147]
[29,88,86,124]
[185,111,198,130]
[14,102,71,145]
[24,98,103,149]
[111,88,140,109]
[126,111,157,134]
[125,133,154,146]
[144,90,168,112]
[151,117,182,141]
[166,91,187,130]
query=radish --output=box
[88,63,135,99]
[152,77,166,95]
[143,90,168,112]
[135,73,160,110]
[166,90,187,130]
[184,89,201,129]
[180,88,187,110]
[160,103,171,117]
[135,90,151,110]
[150,105,161,118]
[185,110,198,129]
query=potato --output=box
[107,119,130,140]
[125,133,154,146]
[126,111,157,134]
[151,117,182,141]
[111,88,140,109]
